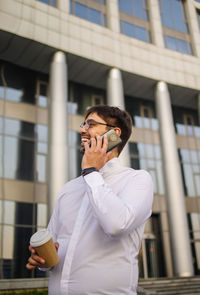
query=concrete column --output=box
[155,81,194,277]
[106,0,120,33]
[160,212,173,277]
[48,51,68,216]
[185,0,200,57]
[198,94,200,125]
[56,0,69,13]
[107,68,131,167]
[148,0,165,47]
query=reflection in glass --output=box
[37,142,48,154]
[36,154,46,182]
[71,1,106,27]
[159,0,188,32]
[68,82,106,115]
[129,142,165,195]
[4,136,18,179]
[13,226,34,278]
[118,0,148,20]
[145,238,159,277]
[90,8,101,25]
[165,36,192,55]
[0,200,2,223]
[179,149,200,197]
[3,225,14,259]
[188,213,200,274]
[76,2,87,19]
[120,21,150,42]
[0,116,3,133]
[37,204,47,227]
[6,87,23,102]
[36,124,48,142]
[38,83,48,108]
[0,86,4,98]
[5,119,35,140]
[4,201,15,225]
[0,135,2,177]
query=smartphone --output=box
[101,129,122,152]
[82,129,122,152]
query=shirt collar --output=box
[99,157,121,178]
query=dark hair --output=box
[85,105,133,155]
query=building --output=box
[0,0,200,283]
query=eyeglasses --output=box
[80,119,116,130]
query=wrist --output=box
[81,167,99,176]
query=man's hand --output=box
[26,242,59,270]
[81,134,111,170]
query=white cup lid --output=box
[30,229,52,247]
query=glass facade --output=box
[37,0,56,6]
[0,62,49,279]
[126,97,164,196]
[159,0,192,55]
[118,0,151,43]
[68,81,106,115]
[70,0,106,27]
[173,107,200,274]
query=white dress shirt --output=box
[47,157,153,295]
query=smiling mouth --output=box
[81,135,90,143]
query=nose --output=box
[80,124,87,134]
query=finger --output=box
[55,242,59,251]
[29,245,36,254]
[96,134,102,149]
[83,141,89,151]
[90,137,96,149]
[31,253,45,265]
[26,262,36,270]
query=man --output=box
[26,105,153,295]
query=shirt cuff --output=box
[84,171,104,188]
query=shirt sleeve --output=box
[84,170,153,237]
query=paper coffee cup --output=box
[30,229,59,268]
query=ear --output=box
[114,127,121,137]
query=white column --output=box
[106,0,120,33]
[148,0,165,47]
[107,68,131,167]
[155,81,194,277]
[48,51,68,216]
[56,0,69,13]
[198,94,200,124]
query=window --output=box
[70,0,106,27]
[37,81,48,108]
[120,21,151,42]
[129,143,165,195]
[164,36,192,54]
[37,0,55,6]
[68,82,106,115]
[174,108,200,138]
[118,0,151,43]
[179,149,200,197]
[197,10,200,32]
[188,213,200,274]
[0,63,48,105]
[1,118,48,182]
[68,131,82,179]
[118,0,148,20]
[91,95,104,106]
[159,0,192,55]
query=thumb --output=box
[55,242,59,251]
